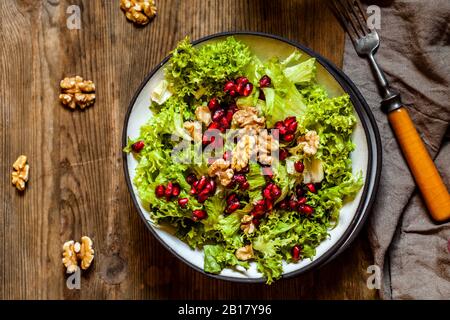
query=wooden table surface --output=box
[0,0,377,299]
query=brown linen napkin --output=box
[342,0,450,299]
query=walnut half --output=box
[78,236,94,270]
[62,236,94,273]
[11,155,29,191]
[235,244,254,261]
[59,76,96,110]
[120,0,157,25]
[208,159,234,186]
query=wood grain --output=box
[0,0,377,299]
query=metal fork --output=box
[331,0,450,222]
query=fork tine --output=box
[340,0,365,37]
[330,0,358,44]
[345,0,370,35]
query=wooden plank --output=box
[0,0,376,299]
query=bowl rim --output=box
[122,31,382,283]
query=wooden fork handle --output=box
[388,107,450,222]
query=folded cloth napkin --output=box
[342,0,450,299]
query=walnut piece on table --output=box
[11,155,29,191]
[59,76,96,110]
[62,236,94,273]
[78,236,94,270]
[62,240,79,274]
[120,0,157,26]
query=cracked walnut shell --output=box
[59,76,96,110]
[120,0,157,25]
[11,155,29,191]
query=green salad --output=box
[125,37,363,284]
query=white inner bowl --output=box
[124,34,368,280]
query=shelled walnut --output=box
[257,130,279,166]
[235,244,254,261]
[11,155,29,191]
[208,159,234,186]
[297,130,319,156]
[195,106,212,126]
[240,214,256,235]
[59,76,96,110]
[231,134,257,172]
[120,0,157,26]
[232,107,265,130]
[78,236,94,270]
[183,121,202,142]
[62,236,94,273]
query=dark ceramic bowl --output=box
[122,32,381,283]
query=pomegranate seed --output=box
[220,117,230,129]
[265,199,273,211]
[223,80,235,93]
[255,199,265,207]
[229,90,238,97]
[155,185,165,198]
[208,122,221,130]
[294,161,305,173]
[178,198,189,208]
[241,181,250,190]
[190,186,198,195]
[279,149,289,161]
[212,108,225,122]
[186,173,197,185]
[192,209,207,221]
[289,199,299,211]
[197,193,208,203]
[208,97,220,111]
[225,109,234,123]
[242,83,253,97]
[172,184,180,197]
[209,180,216,194]
[292,245,301,261]
[298,204,314,215]
[236,77,249,85]
[165,182,173,200]
[259,75,271,88]
[284,116,296,126]
[295,185,305,197]
[201,183,212,194]
[287,121,298,134]
[197,176,207,191]
[202,134,211,146]
[259,90,266,100]
[270,184,281,199]
[283,134,294,142]
[306,183,317,193]
[263,187,272,200]
[278,199,288,210]
[262,167,273,178]
[253,218,261,227]
[227,193,238,205]
[233,174,246,185]
[228,104,238,113]
[226,202,241,213]
[132,140,145,153]
[279,127,288,135]
[223,150,232,161]
[275,121,284,129]
[252,204,265,217]
[298,196,307,205]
